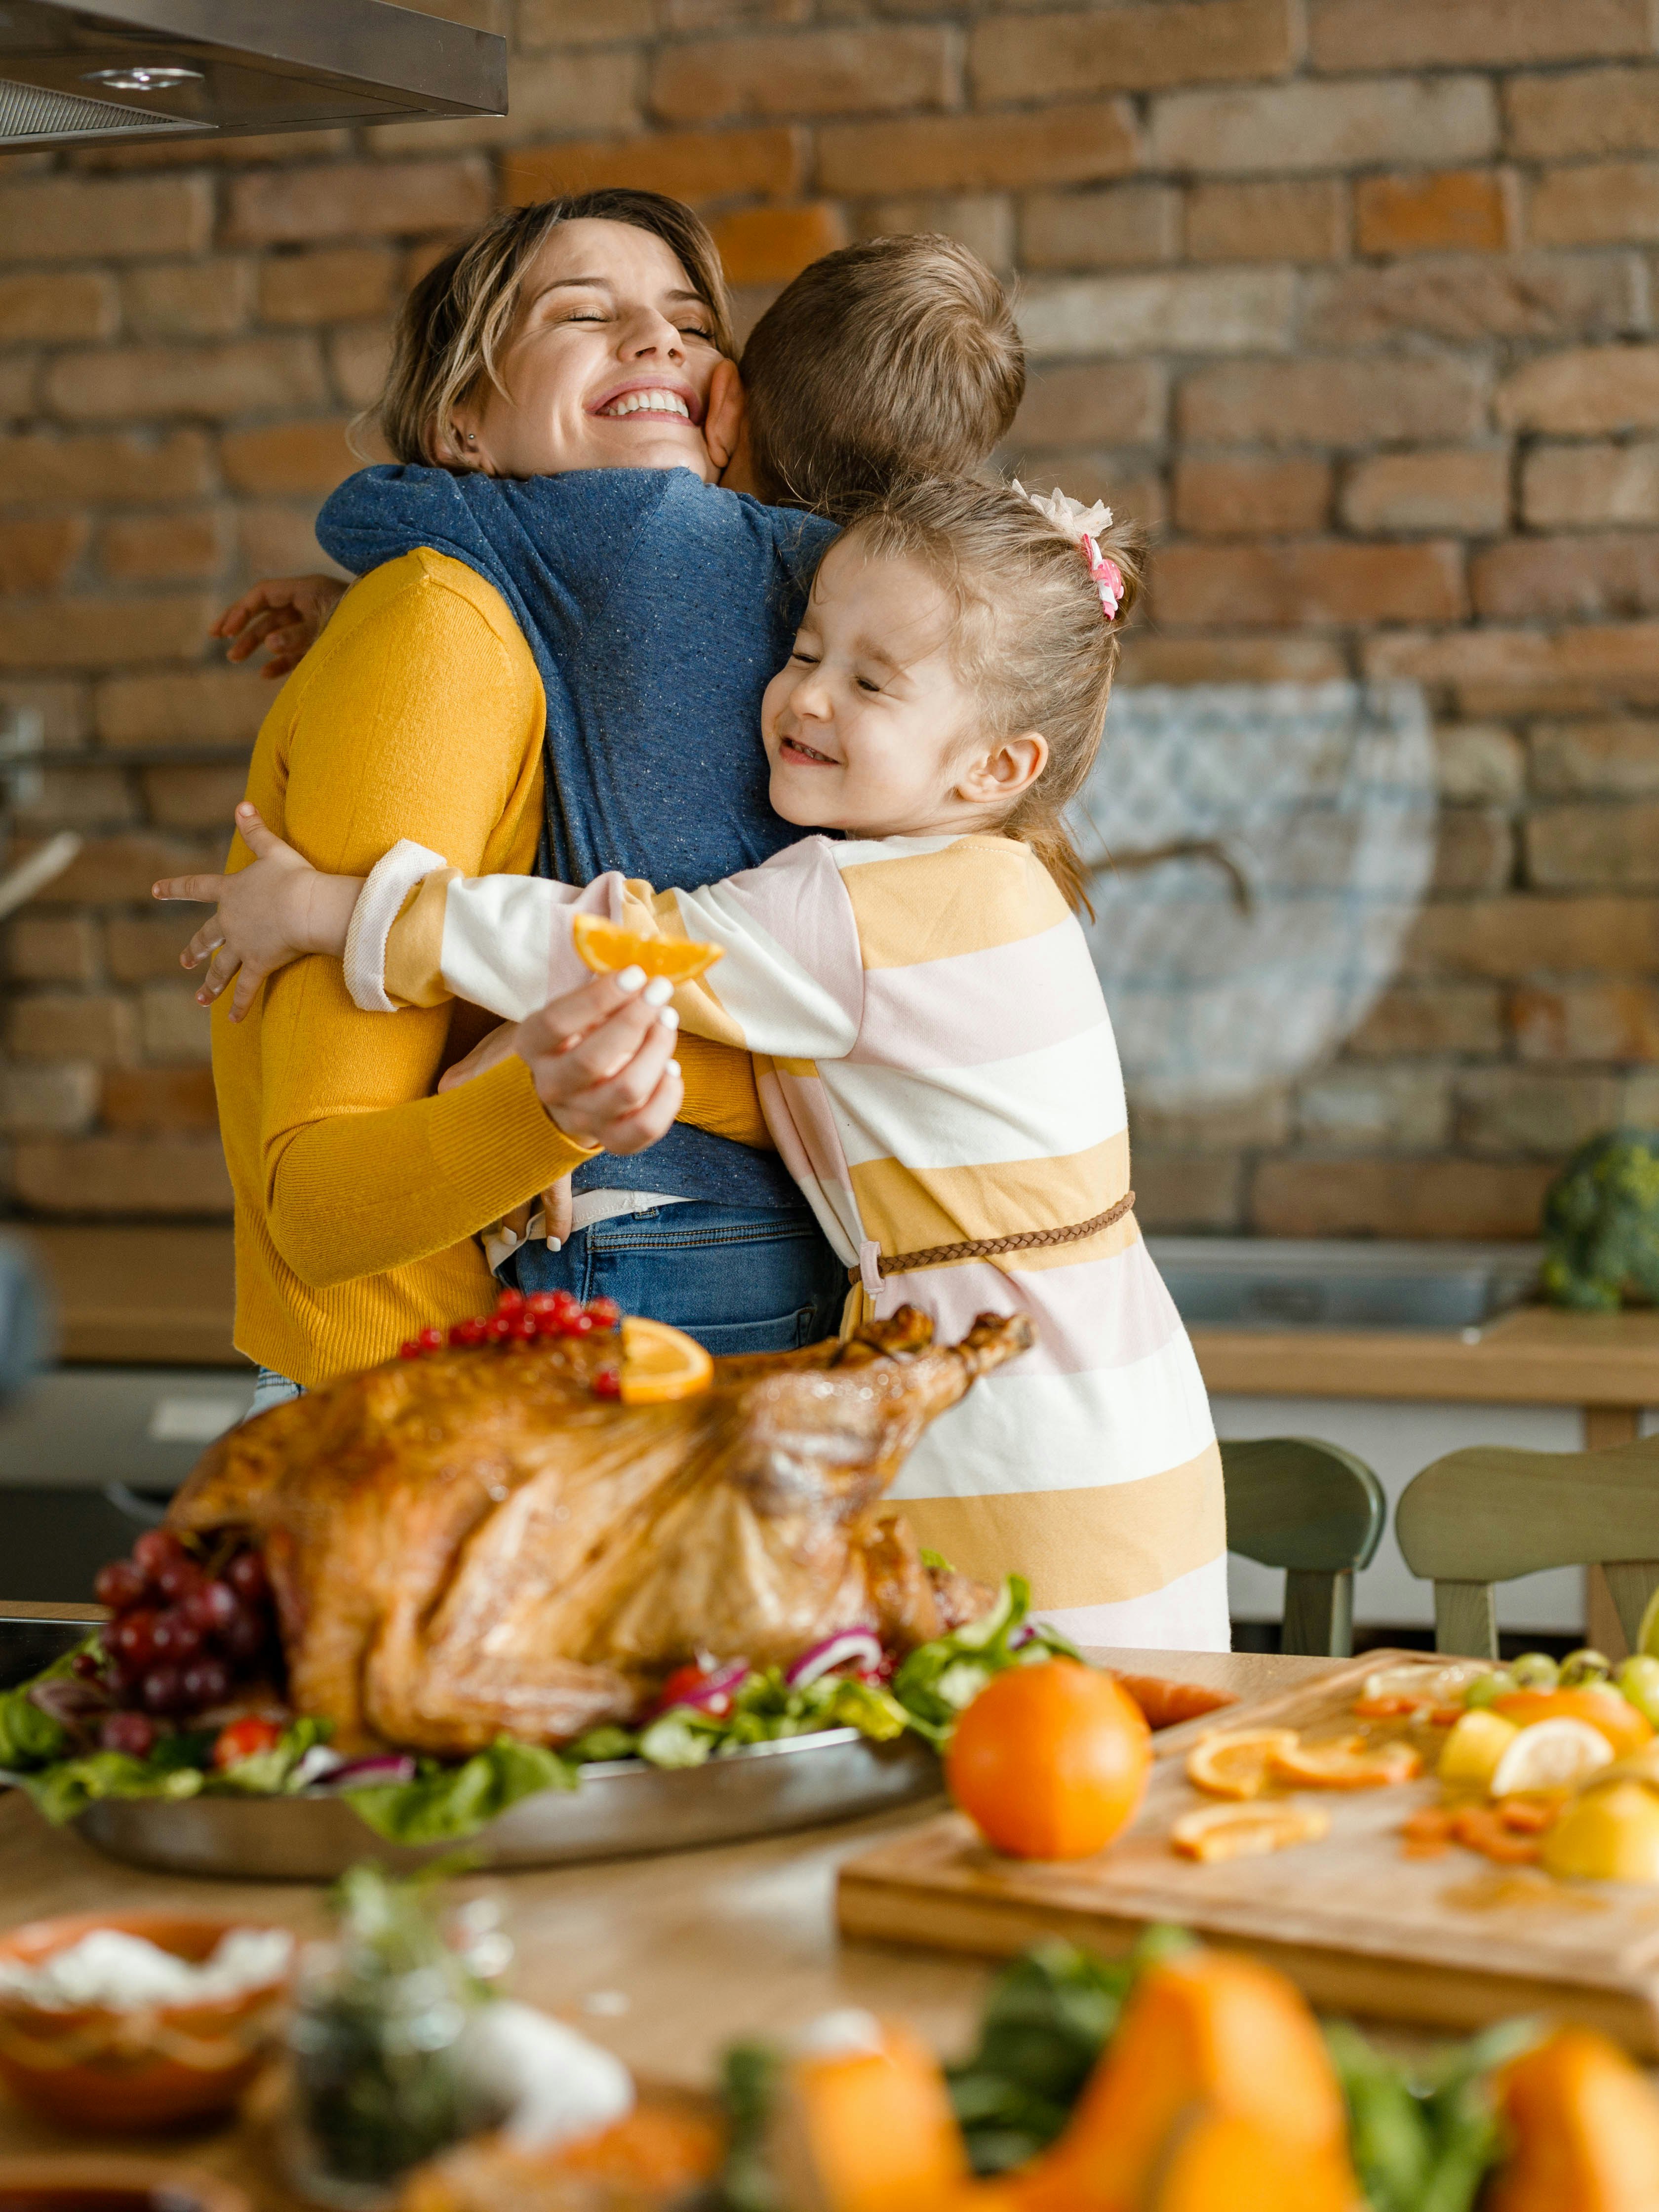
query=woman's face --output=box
[448,218,724,481]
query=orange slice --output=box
[620,1315,713,1406]
[1270,1736,1422,1790]
[1170,1801,1330,1862]
[1185,1729,1301,1801]
[572,912,722,984]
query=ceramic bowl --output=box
[0,2156,252,2212]
[0,1912,291,2132]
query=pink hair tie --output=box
[1079,532,1124,621]
[1011,479,1124,623]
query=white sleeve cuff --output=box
[343,838,447,1013]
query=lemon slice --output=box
[1170,1801,1330,1862]
[1491,1718,1614,1800]
[1438,1709,1520,1792]
[620,1315,713,1406]
[572,912,722,984]
[1542,1780,1659,1882]
[1185,1729,1301,1801]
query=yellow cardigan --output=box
[214,550,771,1388]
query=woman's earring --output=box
[466,432,477,449]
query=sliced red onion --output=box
[316,1754,419,1791]
[289,1744,346,1789]
[1009,1624,1037,1649]
[658,1659,750,1715]
[786,1629,883,1689]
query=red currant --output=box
[495,1287,526,1314]
[508,1311,538,1341]
[586,1297,622,1328]
[417,1326,444,1353]
[569,1310,597,1335]
[485,1313,513,1342]
[526,1292,561,1316]
[399,1340,421,1359]
[592,1367,622,1399]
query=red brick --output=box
[1455,1069,1627,1153]
[1172,455,1332,537]
[819,102,1138,196]
[1367,622,1659,715]
[140,983,211,1064]
[99,512,228,586]
[140,764,247,832]
[0,432,213,507]
[121,261,254,341]
[224,159,490,247]
[1149,77,1497,176]
[0,173,210,260]
[505,126,803,207]
[1524,439,1659,528]
[46,339,327,424]
[1403,895,1659,977]
[969,0,1296,101]
[0,599,217,674]
[100,1066,219,1136]
[708,203,847,285]
[1296,1068,1451,1149]
[96,671,268,750]
[9,992,136,1066]
[0,679,88,750]
[652,27,949,122]
[1132,1092,1291,1151]
[1530,160,1659,246]
[1505,66,1659,160]
[1131,1154,1244,1232]
[1184,177,1346,263]
[1527,801,1659,888]
[1529,719,1659,796]
[1117,634,1347,684]
[1356,168,1513,256]
[1511,983,1659,1061]
[235,507,328,579]
[858,195,1014,272]
[24,834,216,906]
[77,129,351,173]
[15,762,133,836]
[1346,983,1505,1056]
[0,273,115,343]
[1302,252,1638,347]
[1011,360,1167,449]
[1432,808,1514,894]
[0,1066,99,1140]
[1022,184,1179,271]
[258,248,398,328]
[0,519,86,596]
[1179,355,1488,446]
[7,915,98,986]
[1021,268,1293,359]
[1472,533,1659,622]
[329,325,393,410]
[0,357,35,419]
[13,1136,232,1218]
[219,420,358,498]
[369,52,638,156]
[1310,0,1652,70]
[1342,449,1509,535]
[519,0,654,44]
[107,914,200,985]
[1497,345,1659,433]
[1251,1158,1557,1240]
[1436,723,1526,804]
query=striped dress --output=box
[355,829,1229,1651]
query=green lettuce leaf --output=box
[893,1578,1080,1746]
[344,1735,576,1844]
[26,1750,206,1826]
[0,1681,68,1772]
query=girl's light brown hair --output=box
[842,475,1143,913]
[367,190,734,467]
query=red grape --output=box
[70,1650,105,1680]
[155,1556,203,1604]
[94,1559,147,1612]
[222,1607,267,1666]
[226,1549,269,1603]
[114,1608,160,1668]
[151,1608,203,1662]
[101,1711,158,1759]
[182,1579,238,1636]
[132,1529,185,1583]
[180,1657,230,1711]
[140,1664,184,1714]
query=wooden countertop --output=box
[1192,1304,1659,1409]
[0,1646,1331,2169]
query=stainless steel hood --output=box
[0,0,506,150]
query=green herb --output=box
[717,2041,785,2212]
[344,1736,576,1845]
[1328,2018,1537,2212]
[893,1577,1079,1747]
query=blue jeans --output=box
[499,1201,848,1356]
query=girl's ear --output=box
[956,730,1048,809]
[705,357,746,476]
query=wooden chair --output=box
[1221,1437,1386,1658]
[1395,1436,1659,1659]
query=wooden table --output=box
[1193,1306,1659,1656]
[0,1649,1331,2183]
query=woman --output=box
[207,190,842,1396]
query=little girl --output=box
[164,478,1227,1651]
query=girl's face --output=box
[446,219,725,481]
[762,539,1046,840]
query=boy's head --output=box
[738,235,1025,516]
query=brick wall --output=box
[4,0,1659,1240]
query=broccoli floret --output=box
[1541,1130,1659,1311]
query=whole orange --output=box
[946,1659,1151,1860]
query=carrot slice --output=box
[1451,1804,1542,1865]
[1113,1673,1238,1731]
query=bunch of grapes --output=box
[76,1530,279,1759]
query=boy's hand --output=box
[151,802,362,1022]
[474,972,682,1155]
[211,573,348,679]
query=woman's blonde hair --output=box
[366,190,735,467]
[841,476,1143,913]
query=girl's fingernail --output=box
[666,1060,681,1078]
[617,965,646,992]
[658,1007,680,1030]
[643,977,672,1007]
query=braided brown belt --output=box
[856,1188,1137,1281]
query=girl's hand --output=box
[505,971,683,1155]
[211,573,349,678]
[151,802,362,1022]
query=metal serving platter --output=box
[70,1729,942,1880]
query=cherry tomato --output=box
[654,1663,737,1718]
[213,1716,283,1770]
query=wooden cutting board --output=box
[837,1652,1659,2053]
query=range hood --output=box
[0,0,506,150]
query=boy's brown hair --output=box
[739,235,1025,516]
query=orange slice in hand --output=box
[1185,1728,1301,1800]
[621,1316,713,1406]
[1171,1801,1330,1862]
[1270,1736,1422,1790]
[572,912,722,984]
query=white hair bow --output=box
[1012,479,1124,620]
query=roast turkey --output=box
[167,1307,1033,1755]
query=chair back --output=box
[1395,1436,1659,1658]
[1222,1437,1386,1658]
